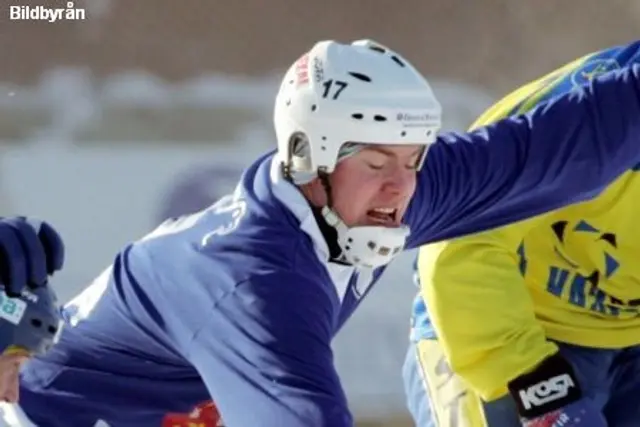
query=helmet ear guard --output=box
[282,132,319,185]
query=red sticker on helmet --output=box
[295,53,310,87]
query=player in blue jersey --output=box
[0,217,63,404]
[10,38,640,427]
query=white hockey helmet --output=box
[274,39,442,269]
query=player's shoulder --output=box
[471,40,640,129]
[132,152,326,283]
[529,40,640,103]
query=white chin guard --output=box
[322,207,409,269]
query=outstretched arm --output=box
[406,64,640,247]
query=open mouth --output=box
[366,207,398,226]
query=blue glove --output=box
[508,353,607,427]
[0,217,64,297]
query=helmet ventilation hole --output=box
[374,115,387,122]
[311,104,317,111]
[391,55,406,67]
[351,113,363,120]
[348,72,372,82]
[401,131,407,137]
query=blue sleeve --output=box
[405,64,640,248]
[182,271,352,427]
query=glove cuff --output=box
[507,352,582,419]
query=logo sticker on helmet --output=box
[313,57,324,83]
[396,112,441,128]
[0,291,27,325]
[295,53,310,87]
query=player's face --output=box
[0,351,29,403]
[329,144,422,227]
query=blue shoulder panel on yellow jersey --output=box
[508,41,640,117]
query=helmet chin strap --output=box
[320,206,350,251]
[318,170,334,209]
[316,171,350,262]
[316,172,372,267]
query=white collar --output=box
[269,157,331,261]
[268,157,365,304]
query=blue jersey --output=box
[18,65,640,427]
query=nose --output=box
[384,168,416,195]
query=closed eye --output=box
[367,163,384,170]
[406,150,424,170]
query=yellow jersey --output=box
[413,40,640,401]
